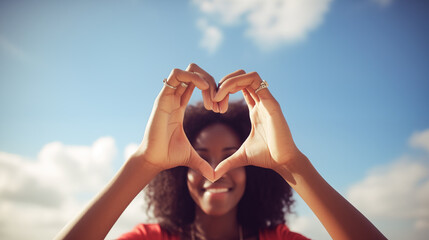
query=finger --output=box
[217,69,246,113]
[166,68,209,91]
[246,86,260,103]
[219,69,246,85]
[175,81,190,96]
[181,83,196,107]
[186,63,211,78]
[186,63,218,110]
[211,85,219,112]
[201,89,213,110]
[211,84,219,112]
[213,102,220,113]
[214,72,262,102]
[213,148,248,181]
[187,153,215,182]
[255,83,274,101]
[218,94,229,113]
[242,88,255,110]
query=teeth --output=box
[205,188,229,193]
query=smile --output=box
[204,188,230,193]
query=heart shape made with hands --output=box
[158,64,300,182]
[182,69,265,179]
[178,67,295,182]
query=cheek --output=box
[187,169,203,200]
[231,167,246,194]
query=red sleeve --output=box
[259,224,310,240]
[117,224,179,240]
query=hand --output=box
[212,71,305,180]
[131,63,216,181]
[192,65,221,113]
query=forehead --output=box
[193,123,241,148]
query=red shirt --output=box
[119,223,310,240]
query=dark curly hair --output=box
[145,100,294,238]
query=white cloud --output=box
[193,0,257,25]
[0,137,148,240]
[288,207,331,240]
[410,129,429,152]
[197,19,223,54]
[3,127,429,239]
[289,128,429,240]
[348,159,429,218]
[347,129,429,240]
[192,0,333,51]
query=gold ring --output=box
[163,78,177,89]
[255,80,268,93]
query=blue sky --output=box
[1,0,429,239]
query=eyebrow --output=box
[194,147,239,152]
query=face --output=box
[187,123,246,216]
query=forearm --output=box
[276,155,386,240]
[55,156,160,240]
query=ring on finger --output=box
[180,82,189,88]
[255,80,269,93]
[163,78,177,89]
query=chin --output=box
[200,204,235,217]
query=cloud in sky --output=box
[0,138,147,240]
[197,19,223,54]
[410,129,429,153]
[347,158,429,239]
[192,0,333,52]
[288,212,330,239]
[287,128,429,240]
[2,128,429,239]
[346,129,429,240]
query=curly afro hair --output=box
[144,100,294,238]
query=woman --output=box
[56,63,386,240]
[126,100,298,239]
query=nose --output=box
[203,172,231,186]
[207,156,224,169]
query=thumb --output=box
[187,152,215,182]
[214,148,248,181]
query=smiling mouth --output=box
[204,188,230,193]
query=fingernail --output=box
[195,72,203,78]
[209,175,215,183]
[213,93,220,102]
[214,103,219,113]
[222,106,228,114]
[205,103,212,111]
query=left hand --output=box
[212,71,305,180]
[212,71,388,240]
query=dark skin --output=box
[56,63,386,240]
[187,123,250,240]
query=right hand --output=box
[130,63,216,181]
[212,71,305,180]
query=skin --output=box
[187,123,246,240]
[55,63,387,240]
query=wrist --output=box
[129,154,163,171]
[124,155,163,187]
[273,151,311,184]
